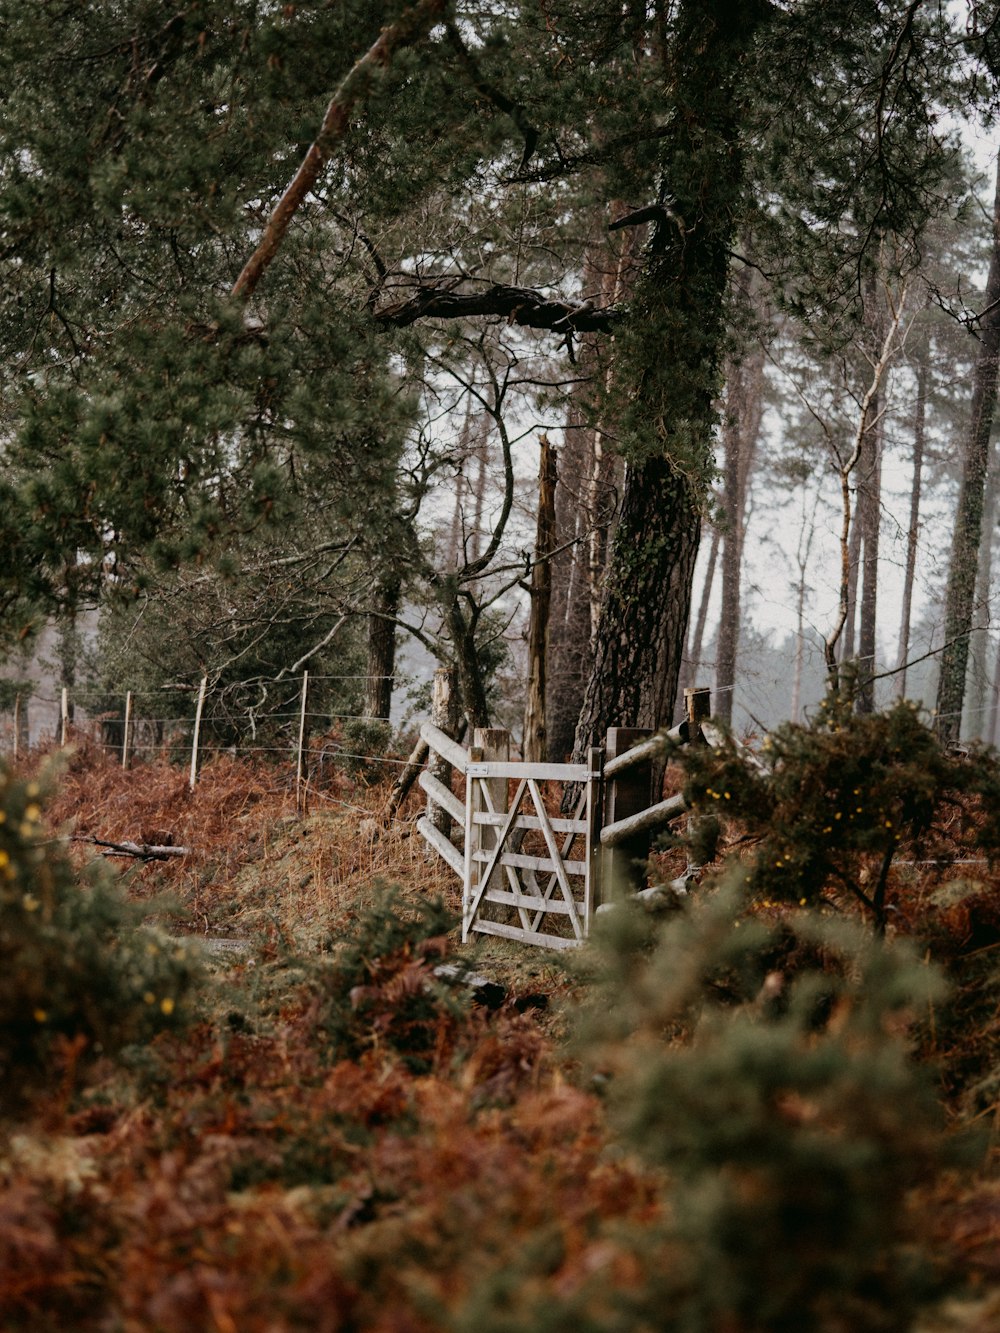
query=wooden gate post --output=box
[684,686,712,736]
[472,727,510,901]
[429,666,459,836]
[586,746,604,928]
[684,686,713,876]
[602,728,654,902]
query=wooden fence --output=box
[411,680,714,950]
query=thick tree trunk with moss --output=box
[523,435,557,762]
[364,575,400,722]
[573,0,768,757]
[936,152,1000,744]
[575,455,703,748]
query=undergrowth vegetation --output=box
[2,703,1000,1331]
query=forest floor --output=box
[3,739,1000,1331]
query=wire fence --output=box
[0,670,413,812]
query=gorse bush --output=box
[669,691,1000,929]
[611,890,944,1315]
[0,759,202,1113]
[467,884,950,1333]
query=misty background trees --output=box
[5,1,1000,754]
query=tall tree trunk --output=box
[523,435,557,761]
[546,226,629,758]
[895,356,927,698]
[964,436,1000,737]
[856,274,886,713]
[574,0,770,757]
[855,404,883,713]
[547,414,593,761]
[676,525,720,719]
[841,511,863,663]
[715,313,764,726]
[364,575,400,722]
[574,455,703,750]
[988,624,1000,746]
[791,485,822,724]
[936,151,1000,744]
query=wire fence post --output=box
[12,693,20,763]
[296,670,309,817]
[60,687,69,747]
[189,676,208,790]
[122,691,133,770]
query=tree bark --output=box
[676,524,720,719]
[375,283,622,334]
[936,151,1000,744]
[988,622,1000,746]
[895,356,927,698]
[856,276,885,714]
[715,318,764,726]
[573,454,703,751]
[964,435,1000,737]
[841,509,863,664]
[791,486,822,724]
[364,575,400,722]
[855,402,883,713]
[573,0,770,757]
[547,414,594,761]
[546,224,632,758]
[523,435,557,761]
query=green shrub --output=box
[0,758,202,1112]
[668,691,1000,930]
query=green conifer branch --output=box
[231,0,449,302]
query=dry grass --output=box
[36,739,459,944]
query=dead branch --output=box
[373,283,622,333]
[74,835,189,862]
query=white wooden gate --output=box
[412,693,717,950]
[461,750,603,950]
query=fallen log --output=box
[73,835,190,862]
